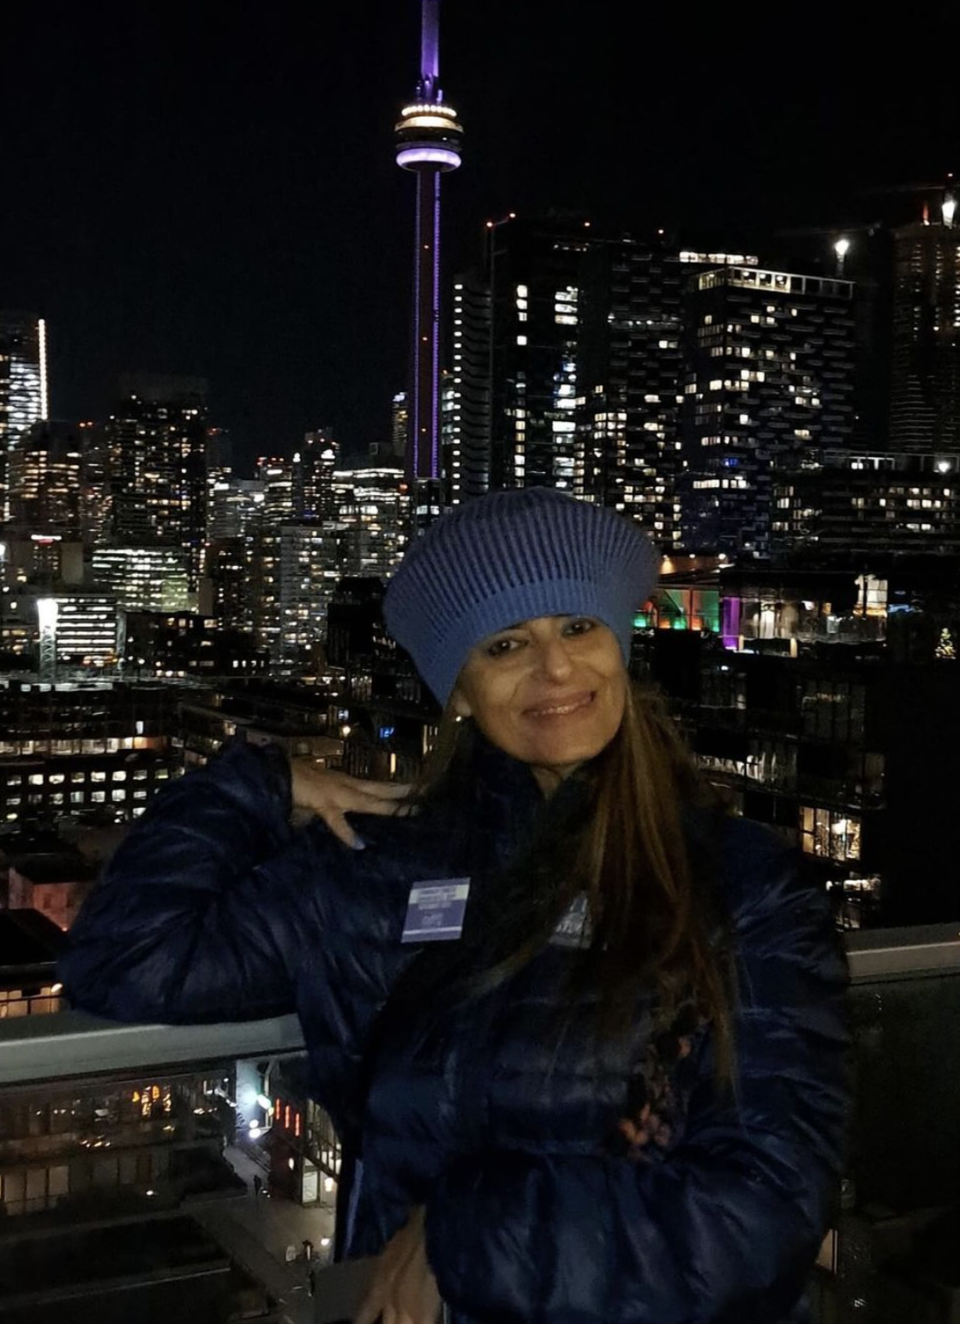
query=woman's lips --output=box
[523,691,596,719]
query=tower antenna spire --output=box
[420,0,440,91]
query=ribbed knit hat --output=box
[383,488,659,704]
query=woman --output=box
[59,488,848,1324]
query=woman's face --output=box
[451,615,628,792]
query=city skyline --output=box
[1,0,958,461]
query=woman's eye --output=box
[565,618,595,636]
[485,637,519,658]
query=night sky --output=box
[2,1,957,468]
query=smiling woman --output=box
[452,615,628,790]
[60,487,848,1324]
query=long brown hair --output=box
[417,680,737,1084]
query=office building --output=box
[294,430,338,521]
[92,546,193,613]
[208,477,265,541]
[106,375,208,588]
[122,611,267,680]
[391,391,409,461]
[0,313,48,521]
[6,422,82,537]
[77,419,112,545]
[333,467,409,578]
[277,522,349,665]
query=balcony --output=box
[0,926,956,1322]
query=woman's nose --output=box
[536,636,574,679]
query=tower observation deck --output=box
[394,0,463,502]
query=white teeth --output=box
[529,698,589,717]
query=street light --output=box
[834,237,851,277]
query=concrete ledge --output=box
[0,1008,306,1086]
[0,925,957,1088]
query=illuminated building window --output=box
[801,807,861,862]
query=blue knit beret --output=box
[383,488,659,704]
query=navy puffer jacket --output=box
[59,736,849,1324]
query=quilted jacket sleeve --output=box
[58,737,322,1025]
[424,826,849,1324]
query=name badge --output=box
[550,893,592,948]
[401,879,471,943]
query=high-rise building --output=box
[204,426,233,531]
[277,522,348,665]
[445,272,491,502]
[206,538,255,632]
[0,313,48,521]
[294,430,338,521]
[251,458,295,655]
[394,0,463,511]
[391,392,409,461]
[91,546,193,613]
[485,216,593,493]
[256,456,295,524]
[106,375,208,588]
[208,477,265,542]
[577,238,685,537]
[6,421,82,537]
[680,266,855,555]
[206,479,265,634]
[577,243,761,547]
[77,419,112,546]
[889,200,960,455]
[333,467,409,578]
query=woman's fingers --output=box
[354,1209,438,1324]
[354,784,416,817]
[359,780,414,799]
[291,763,415,845]
[326,810,364,851]
[354,1215,416,1323]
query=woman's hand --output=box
[290,760,414,849]
[354,1206,441,1324]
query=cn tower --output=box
[394,0,463,499]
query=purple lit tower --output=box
[394,0,463,512]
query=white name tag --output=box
[401,879,471,943]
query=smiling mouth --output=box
[524,691,596,719]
